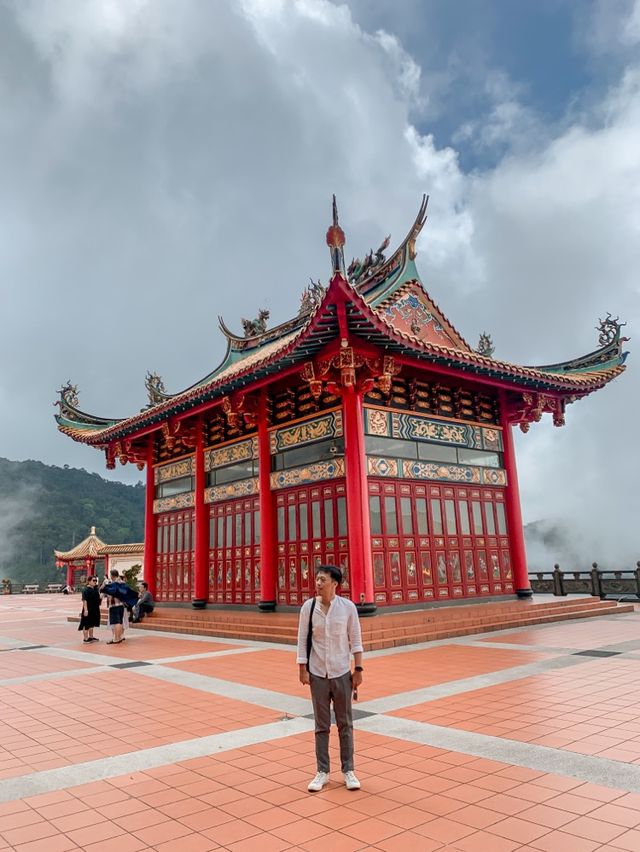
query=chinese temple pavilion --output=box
[54,526,144,588]
[55,198,627,613]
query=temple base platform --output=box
[79,596,634,650]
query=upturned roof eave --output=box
[59,274,625,448]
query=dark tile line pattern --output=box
[303,709,378,721]
[572,649,622,658]
[110,661,153,669]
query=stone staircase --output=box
[98,597,634,651]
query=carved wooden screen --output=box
[368,480,512,606]
[208,497,260,605]
[156,509,195,602]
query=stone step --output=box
[121,601,634,649]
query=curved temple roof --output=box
[55,198,628,447]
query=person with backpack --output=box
[296,565,364,793]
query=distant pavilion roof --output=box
[55,196,628,447]
[54,526,106,561]
[54,527,143,561]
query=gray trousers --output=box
[309,671,354,773]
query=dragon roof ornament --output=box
[241,308,270,338]
[597,313,628,347]
[56,380,79,414]
[145,371,170,407]
[299,279,327,315]
[476,332,495,358]
[351,195,429,295]
[348,235,391,285]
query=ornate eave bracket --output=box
[107,439,147,470]
[221,394,259,430]
[509,392,566,433]
[300,349,401,398]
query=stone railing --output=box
[529,563,640,600]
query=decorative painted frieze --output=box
[204,478,259,503]
[481,468,508,486]
[153,492,195,514]
[205,437,258,472]
[270,411,343,454]
[270,458,345,490]
[401,460,480,483]
[366,457,399,477]
[154,456,195,485]
[364,457,508,486]
[399,459,507,486]
[364,407,503,451]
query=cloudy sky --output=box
[1,0,638,565]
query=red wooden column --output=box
[193,417,209,608]
[500,396,532,598]
[342,386,376,613]
[143,438,158,598]
[258,391,277,611]
[66,564,74,588]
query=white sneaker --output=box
[344,770,361,790]
[307,771,329,792]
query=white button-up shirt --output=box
[296,595,364,679]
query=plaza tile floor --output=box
[1,595,640,851]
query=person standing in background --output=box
[78,576,101,643]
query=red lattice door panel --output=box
[208,497,260,605]
[275,481,349,606]
[156,509,194,602]
[368,480,512,606]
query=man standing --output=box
[132,581,154,622]
[296,565,364,792]
[101,569,125,645]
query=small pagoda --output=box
[54,197,628,612]
[55,527,143,587]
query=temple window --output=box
[471,501,483,535]
[384,496,398,534]
[484,502,496,535]
[400,497,413,534]
[271,437,344,471]
[458,500,471,535]
[208,459,256,486]
[430,499,443,535]
[457,448,501,468]
[495,502,507,535]
[155,475,194,498]
[415,498,429,535]
[444,500,457,535]
[369,496,382,534]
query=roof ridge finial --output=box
[326,194,346,277]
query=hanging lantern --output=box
[55,560,63,569]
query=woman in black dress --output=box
[78,576,101,642]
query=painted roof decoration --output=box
[55,197,629,450]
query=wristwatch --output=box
[354,666,364,672]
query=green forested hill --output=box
[0,458,144,585]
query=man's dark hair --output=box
[315,565,343,586]
[141,581,148,590]
[109,568,119,579]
